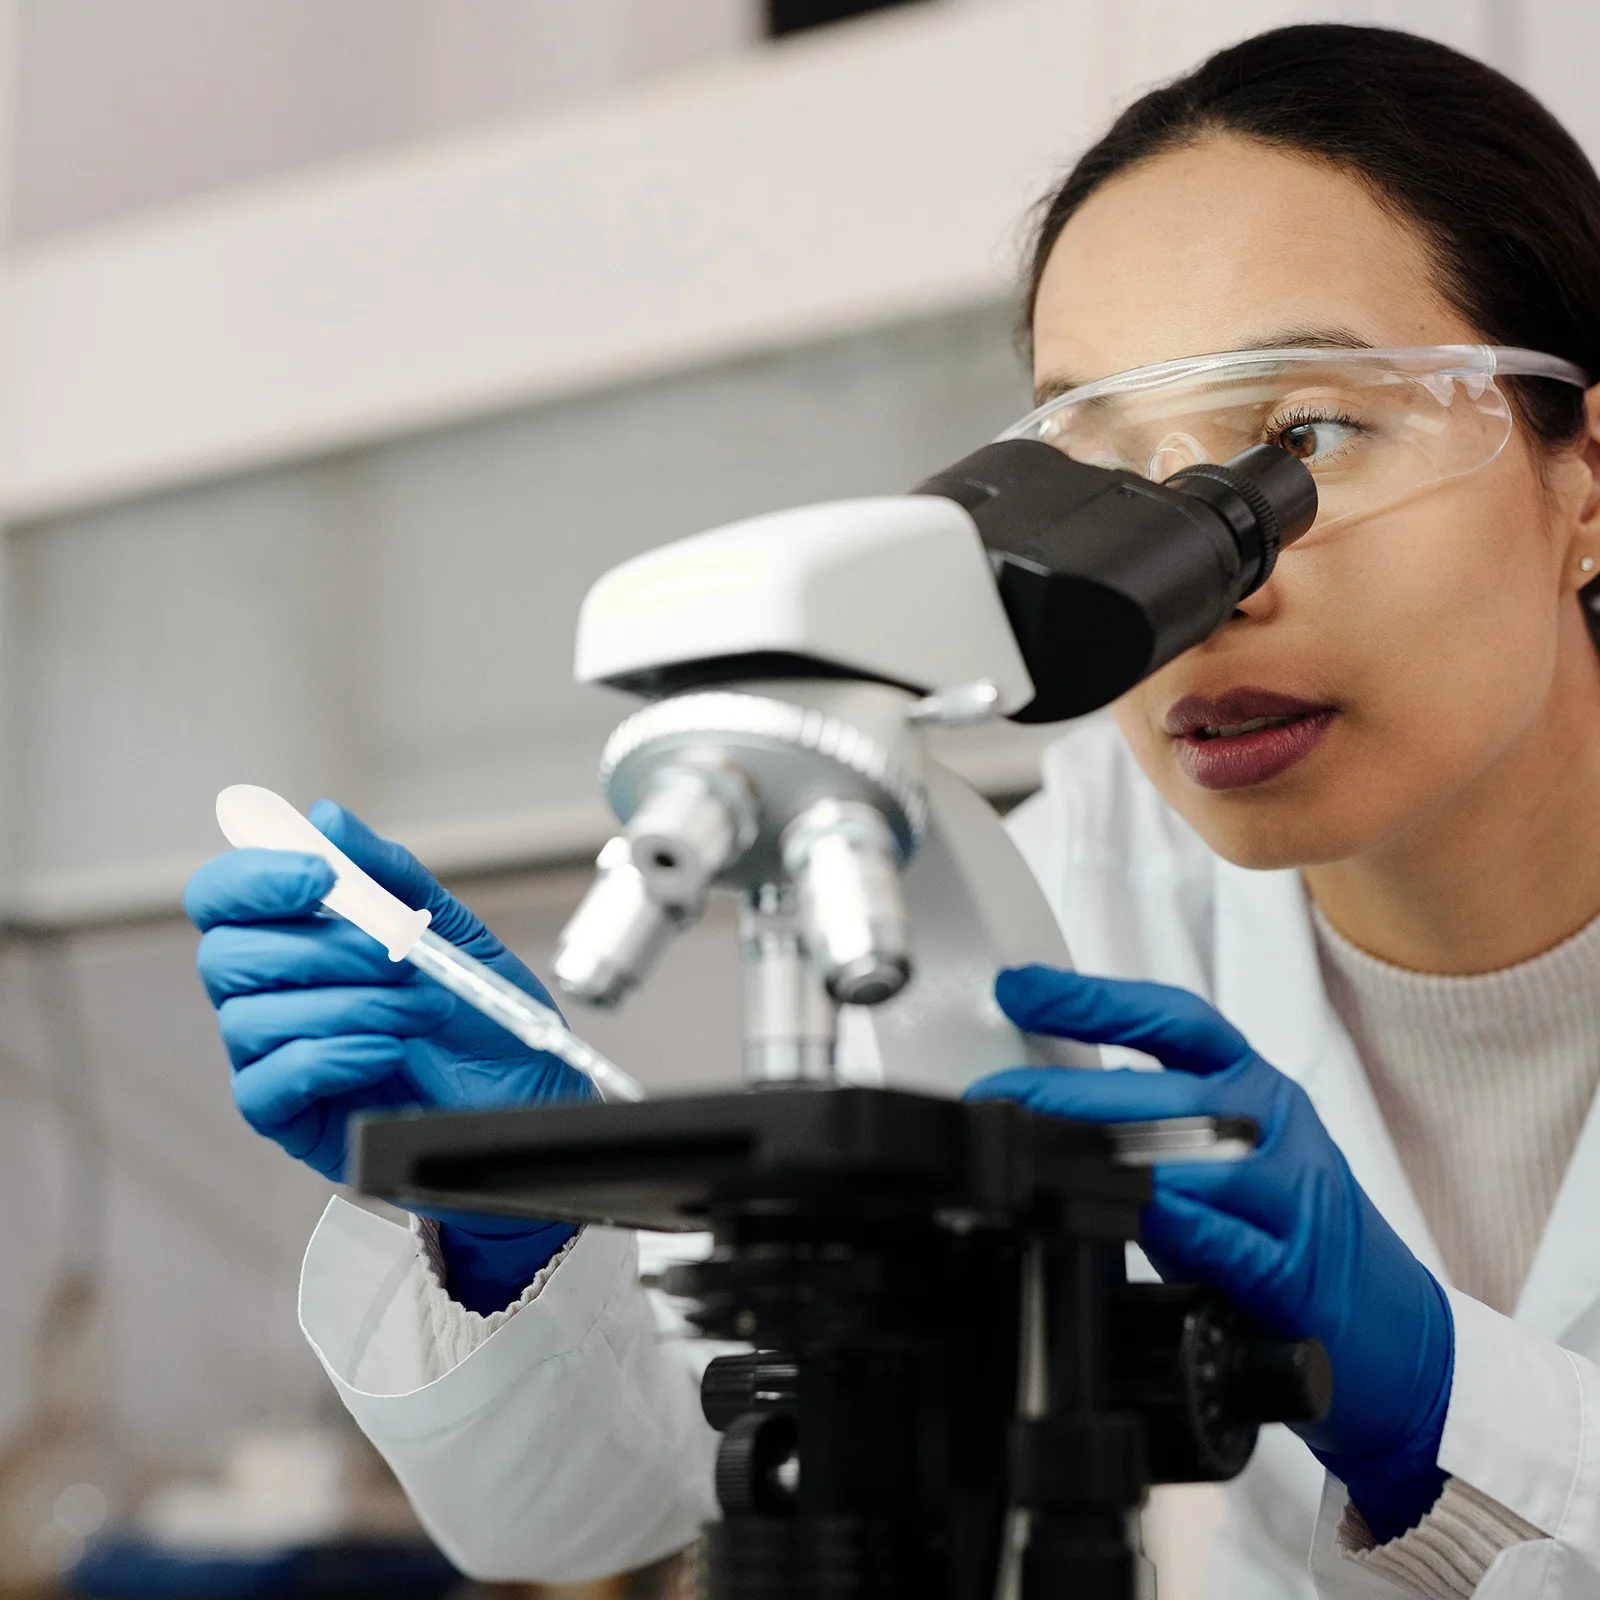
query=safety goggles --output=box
[1000,345,1590,537]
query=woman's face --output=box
[1032,136,1600,869]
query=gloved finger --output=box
[231,1034,412,1132]
[196,918,408,1004]
[218,983,457,1069]
[1153,1158,1295,1242]
[269,1072,420,1179]
[970,1067,1286,1232]
[965,1065,1214,1121]
[1139,1189,1292,1331]
[309,802,497,957]
[1150,1073,1307,1233]
[255,1101,333,1172]
[996,966,1253,1076]
[184,849,336,932]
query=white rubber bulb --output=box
[215,785,432,960]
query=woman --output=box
[185,23,1600,1600]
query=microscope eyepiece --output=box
[915,440,1317,722]
[1164,442,1319,593]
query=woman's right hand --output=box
[185,800,591,1311]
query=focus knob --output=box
[1108,1284,1331,1483]
[715,1412,801,1516]
[701,1352,801,1432]
[1227,1332,1332,1425]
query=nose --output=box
[1231,574,1281,623]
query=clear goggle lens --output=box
[1001,347,1588,538]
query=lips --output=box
[1164,689,1337,791]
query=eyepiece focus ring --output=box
[1168,445,1318,594]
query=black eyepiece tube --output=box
[1165,444,1320,593]
[913,440,1317,723]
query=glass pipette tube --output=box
[406,928,646,1103]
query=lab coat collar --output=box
[1513,1077,1600,1342]
[1209,857,1448,1283]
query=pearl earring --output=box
[1582,557,1597,574]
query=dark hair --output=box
[1022,24,1600,447]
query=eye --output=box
[1273,415,1360,463]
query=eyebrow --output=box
[1032,325,1378,406]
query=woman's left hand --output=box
[968,963,1455,1543]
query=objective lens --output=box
[782,800,911,1006]
[626,762,755,915]
[552,836,675,1008]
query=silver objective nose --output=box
[551,836,675,1008]
[552,762,756,1008]
[626,762,756,915]
[782,799,911,1006]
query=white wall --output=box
[8,0,758,242]
[1521,1,1600,159]
[3,1,1588,559]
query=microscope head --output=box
[572,495,1037,713]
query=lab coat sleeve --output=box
[298,1197,719,1583]
[1308,1289,1600,1598]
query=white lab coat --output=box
[298,715,1600,1596]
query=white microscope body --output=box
[552,493,1094,1090]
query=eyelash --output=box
[1264,404,1366,454]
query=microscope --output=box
[353,437,1327,1600]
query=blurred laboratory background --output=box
[0,1,1594,1595]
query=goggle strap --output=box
[1481,348,1590,387]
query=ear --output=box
[1560,384,1600,592]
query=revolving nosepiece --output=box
[552,836,676,1008]
[783,799,911,1006]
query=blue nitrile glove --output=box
[968,964,1454,1543]
[185,801,592,1315]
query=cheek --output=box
[1326,486,1560,757]
[1113,477,1567,867]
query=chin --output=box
[1195,826,1327,872]
[1171,793,1376,873]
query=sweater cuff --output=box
[411,1216,582,1377]
[1338,1477,1542,1600]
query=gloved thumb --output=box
[996,965,1253,1076]
[308,800,500,958]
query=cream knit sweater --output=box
[1309,905,1600,1597]
[1314,904,1600,1317]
